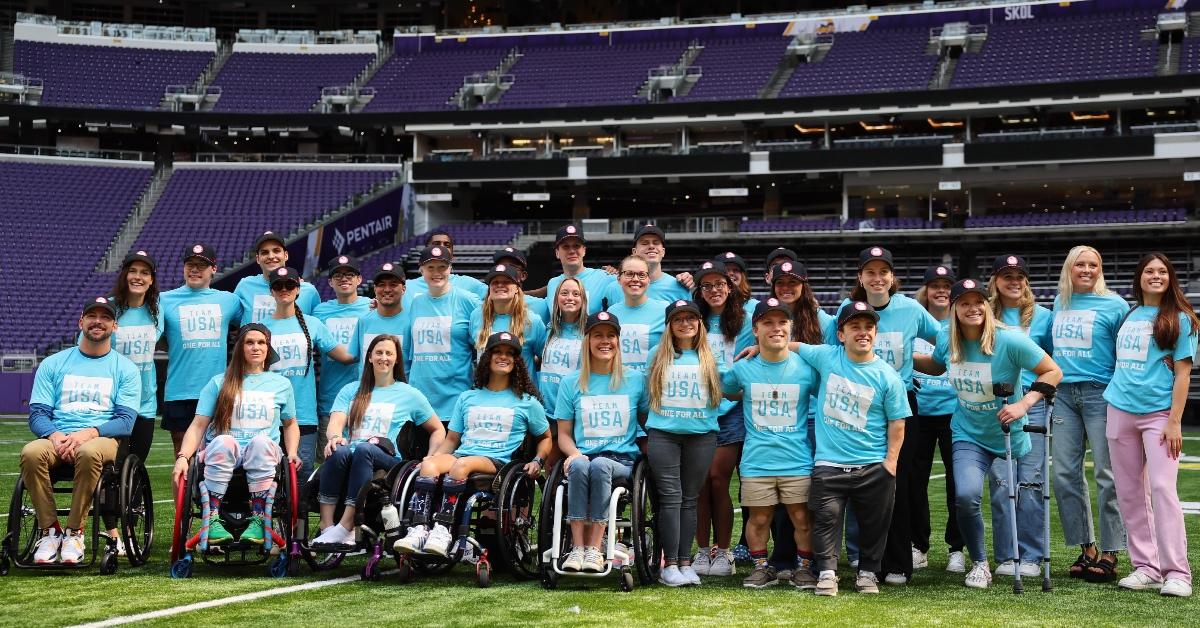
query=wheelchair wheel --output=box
[536,461,568,579]
[298,471,348,572]
[631,459,662,585]
[497,465,543,580]
[119,455,154,566]
[6,476,39,565]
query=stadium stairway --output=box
[97,163,174,272]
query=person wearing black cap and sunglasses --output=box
[313,255,371,461]
[23,297,140,566]
[161,243,244,455]
[401,229,488,309]
[171,323,301,547]
[470,263,548,382]
[535,225,618,316]
[234,230,321,325]
[798,301,911,596]
[913,279,1061,590]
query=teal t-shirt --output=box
[706,311,755,416]
[933,328,1046,457]
[402,274,488,309]
[404,288,481,421]
[161,286,242,401]
[538,324,584,413]
[554,369,647,458]
[448,388,550,464]
[547,267,617,316]
[827,295,940,391]
[606,298,669,372]
[914,319,956,416]
[603,273,690,306]
[109,303,164,418]
[468,309,547,379]
[196,371,295,448]
[646,349,722,435]
[1104,306,1198,414]
[1052,292,1129,384]
[234,274,320,325]
[797,344,911,466]
[30,347,141,434]
[1000,304,1054,388]
[262,314,337,426]
[313,297,371,416]
[525,295,550,322]
[721,352,817,477]
[331,380,435,450]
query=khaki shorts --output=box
[741,475,811,507]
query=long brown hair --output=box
[472,345,542,403]
[773,279,824,344]
[346,334,407,435]
[694,278,747,344]
[110,260,161,328]
[1132,252,1200,351]
[212,330,259,435]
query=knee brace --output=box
[433,478,467,525]
[408,476,439,525]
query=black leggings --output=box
[130,417,155,464]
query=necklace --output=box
[762,356,794,399]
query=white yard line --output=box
[1,464,173,477]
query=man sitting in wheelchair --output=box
[394,331,552,557]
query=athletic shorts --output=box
[161,399,199,432]
[741,475,811,507]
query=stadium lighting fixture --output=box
[926,118,963,128]
[793,124,823,134]
[1069,111,1110,121]
[859,121,894,131]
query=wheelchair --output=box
[294,423,427,580]
[169,452,299,578]
[389,437,544,587]
[1,439,154,575]
[537,457,660,591]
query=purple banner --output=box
[315,185,403,270]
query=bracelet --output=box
[176,453,188,460]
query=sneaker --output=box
[912,547,928,569]
[814,571,839,596]
[658,564,690,587]
[33,528,62,564]
[423,523,453,557]
[855,571,880,594]
[775,568,793,582]
[680,564,701,585]
[59,529,85,565]
[849,560,859,570]
[207,518,233,545]
[790,567,818,590]
[994,560,1017,576]
[946,550,967,574]
[966,561,992,589]
[1161,578,1193,597]
[1018,561,1041,577]
[709,549,735,576]
[884,572,908,585]
[561,546,585,572]
[240,515,266,545]
[582,547,605,573]
[743,565,778,588]
[393,524,428,554]
[115,537,126,557]
[311,524,356,549]
[1118,570,1164,591]
[692,547,711,575]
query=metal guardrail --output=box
[194,152,402,164]
[0,143,148,161]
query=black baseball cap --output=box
[81,296,116,318]
[419,246,453,266]
[492,247,527,268]
[633,224,666,244]
[753,297,792,323]
[770,260,809,284]
[837,301,880,329]
[121,250,157,273]
[327,255,360,276]
[717,251,747,273]
[484,331,522,353]
[253,231,285,253]
[183,242,217,267]
[950,278,989,303]
[858,246,894,270]
[923,264,955,285]
[236,323,280,366]
[268,266,301,288]
[992,254,1029,277]
[555,224,586,247]
[765,247,798,268]
[373,262,405,283]
[665,299,702,321]
[694,260,726,285]
[585,310,620,334]
[484,263,521,285]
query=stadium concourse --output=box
[1,0,1200,625]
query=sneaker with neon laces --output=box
[33,528,62,564]
[709,549,735,576]
[815,571,839,596]
[966,561,992,589]
[912,546,928,569]
[855,571,880,594]
[393,524,428,554]
[423,523,453,557]
[743,565,778,588]
[59,529,85,565]
[1160,578,1192,597]
[562,546,585,572]
[691,548,711,575]
[312,524,356,550]
[582,547,605,573]
[1118,570,1163,591]
[680,564,701,585]
[240,515,267,545]
[207,518,233,545]
[946,550,967,573]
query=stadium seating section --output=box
[210,52,375,113]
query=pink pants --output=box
[1106,405,1191,583]
[202,434,282,497]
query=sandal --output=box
[1083,552,1120,583]
[1068,549,1096,579]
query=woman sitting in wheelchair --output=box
[394,331,552,557]
[553,311,648,572]
[311,334,446,549]
[172,323,301,545]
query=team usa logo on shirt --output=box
[870,247,884,257]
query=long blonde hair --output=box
[948,296,998,364]
[1056,245,1110,310]
[546,277,587,343]
[476,281,530,349]
[648,315,721,412]
[577,326,625,394]
[987,273,1036,330]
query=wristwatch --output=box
[532,456,545,466]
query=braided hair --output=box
[294,309,317,378]
[472,346,542,404]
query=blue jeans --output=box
[566,454,633,522]
[952,440,1033,562]
[989,398,1047,562]
[318,442,397,507]
[298,430,318,494]
[1052,381,1126,551]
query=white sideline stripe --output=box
[930,474,946,480]
[1,464,174,476]
[0,498,175,518]
[68,572,385,628]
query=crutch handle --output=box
[1001,422,1011,434]
[1023,425,1048,434]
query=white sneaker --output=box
[691,548,711,575]
[312,524,355,549]
[392,524,428,554]
[708,549,735,576]
[912,547,928,569]
[965,561,992,589]
[994,560,1018,576]
[658,565,690,587]
[946,551,966,573]
[1018,561,1041,577]
[582,546,605,573]
[849,560,859,570]
[33,528,62,564]
[59,529,85,565]
[1118,570,1163,591]
[422,523,453,557]
[561,546,585,572]
[884,572,908,585]
[1161,578,1193,597]
[680,564,701,585]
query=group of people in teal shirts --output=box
[18,225,1195,598]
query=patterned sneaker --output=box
[33,528,62,564]
[912,546,928,569]
[855,571,880,594]
[691,548,711,575]
[561,546,585,572]
[582,547,605,573]
[393,524,428,554]
[423,523,453,557]
[742,565,778,589]
[59,529,85,565]
[708,549,735,576]
[814,571,838,596]
[206,518,233,545]
[966,561,992,589]
[240,515,266,545]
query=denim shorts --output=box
[716,403,746,447]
